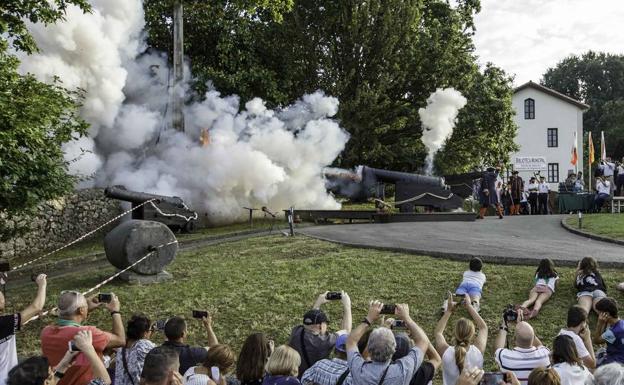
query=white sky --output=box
[473,0,624,86]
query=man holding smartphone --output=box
[0,274,47,385]
[289,291,352,377]
[41,291,125,385]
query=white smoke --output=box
[18,0,348,221]
[418,88,467,174]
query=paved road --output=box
[298,215,624,266]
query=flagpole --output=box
[588,131,592,192]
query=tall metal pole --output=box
[172,0,185,132]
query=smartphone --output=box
[31,273,39,282]
[192,310,208,319]
[453,295,466,304]
[480,372,504,385]
[211,366,220,382]
[153,319,168,331]
[98,293,113,303]
[391,320,406,329]
[0,262,9,272]
[380,304,396,315]
[68,340,80,352]
[326,292,342,300]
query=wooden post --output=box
[172,0,185,132]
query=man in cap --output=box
[509,171,524,215]
[477,166,504,219]
[301,333,351,385]
[289,291,352,377]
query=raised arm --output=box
[579,325,596,369]
[19,274,47,324]
[425,342,442,372]
[494,318,508,352]
[434,299,452,357]
[340,291,352,332]
[593,312,609,345]
[464,294,488,353]
[203,313,219,347]
[396,303,430,353]
[75,330,112,384]
[105,293,125,348]
[313,292,330,310]
[346,300,382,351]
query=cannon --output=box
[325,166,470,212]
[105,186,197,232]
[104,220,177,282]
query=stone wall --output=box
[0,189,123,261]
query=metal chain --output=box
[11,199,157,273]
[23,239,178,325]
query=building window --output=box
[524,98,535,119]
[547,128,558,147]
[548,163,559,183]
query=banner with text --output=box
[514,156,547,171]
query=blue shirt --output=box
[347,347,423,385]
[603,319,624,365]
[263,375,301,385]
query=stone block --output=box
[118,270,172,284]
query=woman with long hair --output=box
[234,333,274,385]
[551,335,593,385]
[575,257,607,315]
[114,314,156,385]
[435,293,488,385]
[519,258,559,319]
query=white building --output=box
[511,81,589,189]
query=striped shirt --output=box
[495,346,551,385]
[301,358,351,385]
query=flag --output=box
[601,131,607,161]
[588,131,595,164]
[571,131,578,166]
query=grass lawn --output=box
[565,213,624,240]
[5,235,624,383]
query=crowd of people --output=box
[1,256,624,385]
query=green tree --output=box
[1,1,91,240]
[542,51,624,159]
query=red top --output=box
[41,325,111,385]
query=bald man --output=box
[494,318,550,385]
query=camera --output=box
[98,293,113,303]
[152,319,168,331]
[31,273,39,282]
[325,292,342,300]
[192,310,209,319]
[68,341,80,352]
[503,305,518,322]
[380,304,396,314]
[480,372,504,385]
[391,320,406,329]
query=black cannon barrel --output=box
[362,166,445,187]
[105,186,185,208]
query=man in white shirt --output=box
[595,177,611,211]
[558,306,596,369]
[602,158,616,195]
[494,318,550,385]
[537,177,550,215]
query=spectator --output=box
[601,158,616,195]
[141,346,183,385]
[520,258,559,319]
[616,162,624,196]
[589,362,624,385]
[7,330,112,385]
[451,257,485,311]
[346,301,429,385]
[455,368,522,385]
[575,172,584,192]
[538,176,550,214]
[551,335,592,385]
[41,291,125,385]
[183,344,235,385]
[594,177,611,211]
[394,336,440,385]
[263,345,302,385]
[115,314,156,385]
[494,319,550,385]
[527,177,539,215]
[234,333,274,385]
[301,333,350,385]
[162,313,218,375]
[557,306,596,369]
[434,293,487,385]
[288,291,352,376]
[592,297,624,365]
[0,274,47,385]
[575,257,607,316]
[509,170,524,215]
[527,367,561,385]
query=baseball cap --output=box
[303,309,329,326]
[335,333,348,353]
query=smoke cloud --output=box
[19,0,348,221]
[418,88,467,174]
